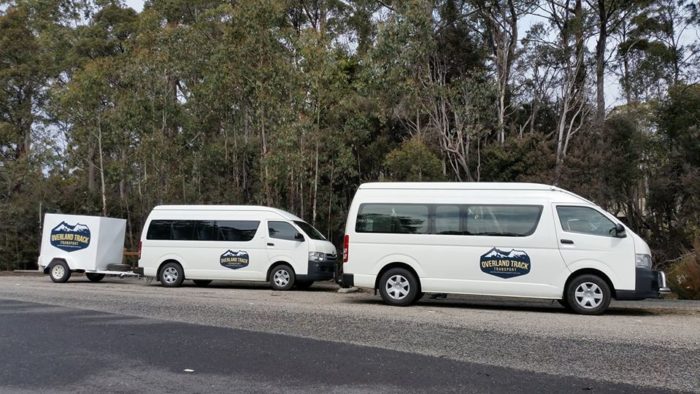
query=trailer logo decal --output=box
[220,250,249,270]
[50,222,91,252]
[480,247,531,279]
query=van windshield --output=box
[293,221,326,240]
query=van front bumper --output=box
[616,269,671,300]
[297,259,336,281]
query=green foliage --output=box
[383,137,444,181]
[667,238,700,300]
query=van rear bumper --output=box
[616,269,670,300]
[297,260,336,281]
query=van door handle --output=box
[267,243,275,246]
[560,239,574,245]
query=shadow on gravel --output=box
[350,297,661,316]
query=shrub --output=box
[666,238,700,300]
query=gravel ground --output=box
[1,274,698,392]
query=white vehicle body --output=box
[138,205,337,289]
[38,214,129,281]
[342,183,669,314]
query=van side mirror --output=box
[612,223,626,238]
[295,232,305,242]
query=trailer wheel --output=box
[159,262,184,287]
[86,273,105,282]
[49,261,71,283]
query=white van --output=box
[341,183,670,314]
[138,205,337,290]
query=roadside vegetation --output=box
[0,1,698,297]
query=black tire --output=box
[49,260,71,283]
[159,262,184,287]
[378,267,419,306]
[565,274,611,315]
[295,280,314,290]
[193,280,212,287]
[270,265,295,291]
[86,273,105,282]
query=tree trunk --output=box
[595,0,608,123]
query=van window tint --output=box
[146,220,260,241]
[218,221,259,241]
[269,221,301,241]
[466,205,542,236]
[435,205,461,234]
[146,220,172,240]
[356,204,429,234]
[171,221,195,240]
[557,206,616,237]
[355,204,541,236]
[196,221,217,241]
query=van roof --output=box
[151,205,303,221]
[359,182,559,191]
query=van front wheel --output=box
[378,268,418,306]
[565,274,611,315]
[270,265,295,291]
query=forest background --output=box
[1,0,699,297]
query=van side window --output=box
[269,221,300,241]
[218,221,259,241]
[356,204,429,234]
[434,205,462,234]
[146,220,260,241]
[196,221,218,241]
[356,204,541,236]
[556,206,616,237]
[465,205,542,236]
[146,220,173,240]
[172,221,195,240]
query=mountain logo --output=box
[50,221,91,252]
[480,247,531,279]
[220,250,249,270]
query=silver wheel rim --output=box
[385,274,410,300]
[163,266,179,284]
[574,282,604,309]
[51,264,65,279]
[273,269,290,287]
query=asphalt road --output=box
[0,274,699,393]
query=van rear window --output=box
[356,204,542,237]
[146,220,260,241]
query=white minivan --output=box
[341,183,670,314]
[137,205,337,290]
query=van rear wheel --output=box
[159,262,184,287]
[565,274,611,315]
[378,268,418,306]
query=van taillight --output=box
[138,241,142,259]
[343,235,349,263]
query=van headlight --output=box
[309,252,325,262]
[635,254,652,270]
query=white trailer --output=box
[38,213,139,282]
